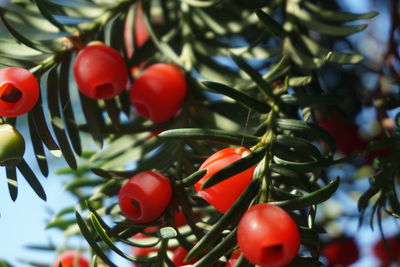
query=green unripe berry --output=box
[0,124,25,167]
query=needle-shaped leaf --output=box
[159,128,259,146]
[17,159,47,201]
[79,93,104,148]
[231,53,274,98]
[289,8,368,36]
[89,213,149,263]
[201,81,270,113]
[256,9,287,38]
[75,211,118,267]
[271,178,340,210]
[59,53,82,156]
[303,2,379,23]
[30,98,62,158]
[276,118,336,154]
[47,66,77,170]
[28,113,49,177]
[6,166,18,201]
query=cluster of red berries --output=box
[73,43,187,123]
[0,45,186,125]
[117,146,301,267]
[321,234,400,266]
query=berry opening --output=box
[130,199,142,218]
[94,83,116,99]
[0,83,22,103]
[134,102,150,118]
[261,244,284,263]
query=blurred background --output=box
[0,0,399,266]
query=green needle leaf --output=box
[271,178,340,210]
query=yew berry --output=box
[129,63,187,123]
[52,250,90,267]
[321,237,360,266]
[0,124,25,167]
[73,44,128,100]
[171,246,199,266]
[194,147,256,213]
[373,235,400,265]
[0,67,39,117]
[118,171,172,223]
[317,118,367,156]
[237,203,300,267]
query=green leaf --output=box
[201,146,266,189]
[159,128,259,146]
[75,211,118,267]
[79,93,104,148]
[201,81,270,113]
[276,119,336,154]
[0,8,64,53]
[89,134,141,162]
[178,169,207,187]
[271,178,340,210]
[47,66,77,170]
[46,218,76,230]
[289,8,368,36]
[358,186,380,211]
[6,167,18,201]
[34,0,66,31]
[283,37,332,70]
[271,164,313,192]
[264,56,291,83]
[28,113,49,177]
[299,34,364,64]
[65,178,104,191]
[303,2,379,23]
[280,94,343,106]
[274,135,322,161]
[17,159,47,201]
[31,99,62,158]
[192,229,237,267]
[59,53,82,156]
[231,53,274,98]
[141,1,181,66]
[104,99,121,131]
[90,213,148,263]
[255,9,286,38]
[288,76,313,87]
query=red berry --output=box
[129,63,187,123]
[373,235,400,265]
[171,246,199,266]
[73,44,128,100]
[52,250,90,267]
[194,147,256,213]
[237,203,300,267]
[321,237,359,266]
[317,119,367,156]
[118,171,172,223]
[0,67,39,117]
